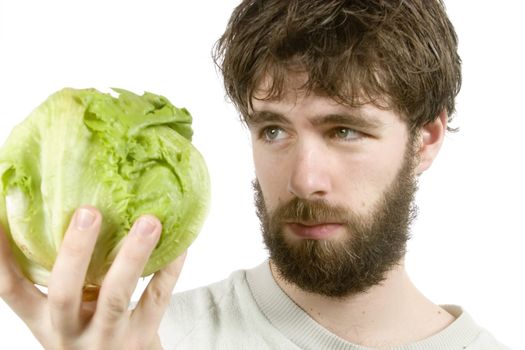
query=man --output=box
[0,0,510,349]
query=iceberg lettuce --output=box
[0,88,210,288]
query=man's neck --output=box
[269,260,455,349]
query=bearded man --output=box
[0,1,510,349]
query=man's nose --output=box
[287,141,332,200]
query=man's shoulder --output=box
[158,265,290,349]
[469,330,513,350]
[168,268,248,317]
[439,305,512,350]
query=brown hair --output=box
[213,0,461,133]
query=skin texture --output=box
[247,78,454,348]
[0,206,185,350]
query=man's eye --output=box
[332,127,361,141]
[262,126,286,142]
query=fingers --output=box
[2,209,178,350]
[131,251,186,334]
[47,206,102,334]
[95,215,161,328]
[0,224,46,325]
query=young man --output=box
[0,0,510,349]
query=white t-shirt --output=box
[159,261,510,349]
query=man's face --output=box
[247,78,420,298]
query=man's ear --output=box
[415,110,447,175]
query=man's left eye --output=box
[332,127,361,141]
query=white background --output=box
[0,1,523,349]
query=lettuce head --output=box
[0,88,210,289]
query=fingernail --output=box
[75,208,96,230]
[135,217,157,236]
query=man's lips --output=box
[285,222,345,240]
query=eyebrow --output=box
[311,112,384,130]
[246,110,291,126]
[247,110,384,130]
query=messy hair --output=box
[213,0,462,133]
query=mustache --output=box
[270,197,355,224]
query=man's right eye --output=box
[261,126,286,143]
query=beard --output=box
[255,142,419,298]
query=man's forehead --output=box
[251,72,392,112]
[252,72,309,99]
[251,76,396,124]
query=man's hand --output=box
[0,206,185,350]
